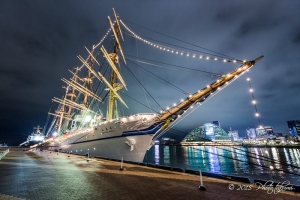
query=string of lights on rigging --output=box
[246,76,262,128]
[120,20,245,64]
[154,73,246,140]
[76,22,116,71]
[94,22,115,49]
[159,70,247,116]
[74,18,259,126]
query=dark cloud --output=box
[292,30,300,44]
[260,93,275,100]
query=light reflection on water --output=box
[154,144,159,164]
[144,145,300,185]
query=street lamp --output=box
[199,167,206,191]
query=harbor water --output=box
[144,145,300,185]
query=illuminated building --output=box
[228,127,239,141]
[182,122,230,142]
[246,128,256,139]
[256,127,266,136]
[212,121,220,127]
[264,126,274,135]
[287,120,300,136]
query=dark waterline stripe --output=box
[72,122,163,145]
[71,133,153,145]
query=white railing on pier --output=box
[0,149,9,160]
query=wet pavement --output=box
[0,148,299,200]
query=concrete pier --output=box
[0,148,299,200]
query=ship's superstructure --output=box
[37,9,263,162]
[20,126,45,147]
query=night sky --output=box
[1,1,299,145]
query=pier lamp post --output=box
[120,157,124,170]
[269,165,274,180]
[199,167,206,191]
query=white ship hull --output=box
[42,113,163,162]
[60,134,153,162]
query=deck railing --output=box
[0,149,9,160]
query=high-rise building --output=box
[287,120,300,136]
[212,121,220,127]
[228,127,239,141]
[246,128,256,139]
[256,127,266,136]
[264,126,274,135]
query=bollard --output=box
[270,165,274,180]
[87,153,89,162]
[120,157,124,170]
[199,168,206,191]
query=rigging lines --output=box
[120,19,244,64]
[126,54,222,76]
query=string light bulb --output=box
[246,75,262,127]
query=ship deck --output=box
[0,147,299,200]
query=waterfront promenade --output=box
[0,148,299,200]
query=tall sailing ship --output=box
[39,9,263,162]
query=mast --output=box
[83,50,94,108]
[33,125,42,134]
[153,56,264,122]
[106,8,127,120]
[49,9,127,134]
[49,68,80,135]
[56,85,69,135]
[67,67,79,116]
